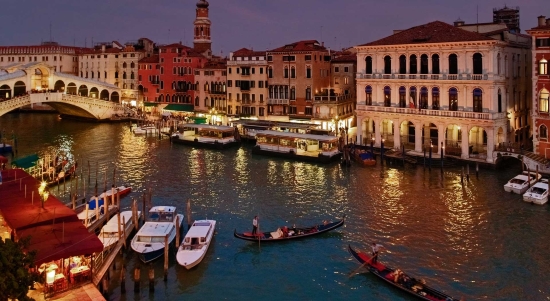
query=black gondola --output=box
[348,245,459,301]
[234,216,345,242]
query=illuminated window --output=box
[540,89,549,113]
[540,58,548,75]
[540,125,548,141]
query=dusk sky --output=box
[1,0,548,55]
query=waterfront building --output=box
[355,20,531,162]
[226,48,268,122]
[312,50,357,136]
[0,42,84,75]
[493,5,521,33]
[266,40,331,122]
[78,39,154,106]
[527,16,550,158]
[195,58,227,124]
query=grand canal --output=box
[1,112,550,301]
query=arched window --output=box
[409,86,417,108]
[123,83,127,89]
[449,54,458,74]
[306,87,311,100]
[172,95,177,102]
[291,66,296,78]
[420,87,428,109]
[420,54,428,74]
[399,55,406,74]
[540,88,550,113]
[449,88,458,111]
[290,87,296,100]
[540,58,548,75]
[204,82,209,91]
[85,71,88,78]
[269,86,273,98]
[473,53,483,74]
[159,94,164,102]
[473,88,482,112]
[409,55,417,74]
[540,125,548,141]
[284,66,289,78]
[130,62,135,69]
[123,62,127,68]
[130,84,134,89]
[268,67,273,78]
[432,54,440,74]
[365,86,372,105]
[274,86,279,99]
[365,56,373,74]
[114,71,118,79]
[130,72,134,79]
[173,67,177,74]
[432,87,440,110]
[399,86,406,108]
[498,89,502,113]
[383,86,391,107]
[497,53,501,74]
[123,72,127,79]
[195,96,199,106]
[384,56,391,74]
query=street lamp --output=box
[441,141,444,168]
[429,139,433,169]
[39,181,49,209]
[370,135,374,155]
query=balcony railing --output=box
[356,104,506,120]
[227,60,268,66]
[313,94,353,103]
[356,73,490,81]
[267,98,289,105]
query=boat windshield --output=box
[531,187,547,194]
[148,212,174,222]
[137,236,167,243]
[509,178,526,184]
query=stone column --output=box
[393,119,401,149]
[356,115,363,145]
[461,125,469,159]
[437,124,446,154]
[486,127,495,163]
[414,122,423,153]
[374,118,381,147]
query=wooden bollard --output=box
[122,216,127,249]
[175,215,180,248]
[164,234,169,281]
[476,162,479,178]
[466,164,470,181]
[133,267,140,292]
[133,199,139,231]
[120,264,126,294]
[149,265,155,292]
[461,166,464,184]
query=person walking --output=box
[371,242,384,264]
[252,216,258,235]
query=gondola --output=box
[348,245,459,301]
[351,149,376,166]
[233,216,345,242]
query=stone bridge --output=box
[0,61,124,120]
[494,148,550,174]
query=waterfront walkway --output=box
[28,283,105,301]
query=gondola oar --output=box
[348,253,375,278]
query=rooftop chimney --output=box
[538,15,546,27]
[101,44,106,53]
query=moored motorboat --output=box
[523,178,549,205]
[348,245,459,301]
[352,149,376,166]
[176,219,216,269]
[96,185,132,201]
[234,216,345,242]
[503,171,541,194]
[131,206,184,263]
[170,124,239,149]
[98,210,141,249]
[133,125,158,135]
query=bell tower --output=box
[193,0,212,57]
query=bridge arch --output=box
[14,81,26,97]
[78,85,88,97]
[100,89,109,100]
[89,87,99,98]
[54,80,65,92]
[67,83,77,95]
[111,91,119,102]
[0,84,11,99]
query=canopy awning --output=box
[143,102,157,107]
[188,116,207,124]
[12,154,39,169]
[164,104,194,112]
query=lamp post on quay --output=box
[441,142,445,168]
[429,139,433,170]
[38,181,49,209]
[370,135,374,155]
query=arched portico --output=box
[380,119,394,148]
[0,84,11,99]
[469,126,487,159]
[13,81,26,97]
[78,85,88,97]
[54,80,65,92]
[400,121,416,150]
[67,83,77,94]
[445,124,462,156]
[100,90,109,100]
[89,87,99,98]
[111,92,119,102]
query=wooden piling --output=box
[102,277,109,295]
[528,166,532,188]
[133,267,140,292]
[476,162,479,178]
[133,199,139,231]
[105,192,110,222]
[149,265,155,292]
[186,199,192,230]
[72,192,76,210]
[537,165,539,180]
[117,211,122,244]
[466,164,470,181]
[117,189,121,210]
[85,204,89,228]
[461,166,464,185]
[175,215,180,248]
[120,264,126,294]
[142,194,147,220]
[164,234,169,281]
[122,216,127,249]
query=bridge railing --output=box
[0,95,31,114]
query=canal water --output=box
[1,112,550,301]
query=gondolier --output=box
[371,242,384,264]
[252,216,258,235]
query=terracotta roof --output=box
[359,21,494,47]
[204,60,227,69]
[268,40,326,52]
[232,48,266,57]
[529,24,550,30]
[332,53,357,63]
[138,54,159,63]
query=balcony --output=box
[151,80,159,85]
[356,104,506,120]
[313,94,353,103]
[209,90,226,95]
[356,73,491,81]
[227,60,268,66]
[175,88,188,93]
[267,98,289,105]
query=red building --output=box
[528,16,550,158]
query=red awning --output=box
[0,155,7,163]
[18,221,104,265]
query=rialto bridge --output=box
[0,62,124,120]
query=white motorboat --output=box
[98,210,141,249]
[130,206,183,263]
[176,219,216,269]
[133,125,158,135]
[523,179,549,205]
[94,185,132,201]
[503,171,541,194]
